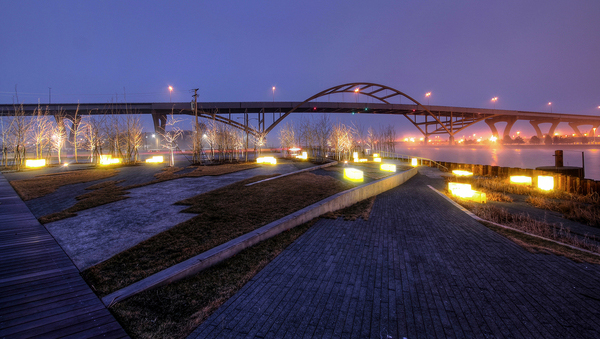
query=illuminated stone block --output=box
[411,158,418,167]
[100,155,121,165]
[373,153,379,158]
[26,159,46,168]
[353,152,358,160]
[448,182,486,203]
[452,170,473,176]
[344,168,363,182]
[380,164,396,172]
[359,158,368,162]
[510,176,532,185]
[298,151,307,160]
[537,175,554,191]
[374,157,381,162]
[257,156,277,165]
[145,155,164,163]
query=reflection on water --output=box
[397,145,600,180]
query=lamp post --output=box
[548,102,552,113]
[168,86,173,102]
[425,92,431,106]
[272,86,275,102]
[354,88,359,103]
[491,97,498,110]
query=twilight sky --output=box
[2,0,599,137]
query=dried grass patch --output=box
[82,172,353,297]
[9,169,118,200]
[110,219,317,339]
[323,196,376,221]
[453,196,600,263]
[39,180,129,224]
[527,196,600,227]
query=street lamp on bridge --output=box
[168,86,173,102]
[425,92,431,106]
[548,102,552,113]
[272,86,275,102]
[491,97,498,110]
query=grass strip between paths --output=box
[110,219,318,339]
[108,197,377,339]
[82,172,356,297]
[35,163,260,223]
[9,168,118,200]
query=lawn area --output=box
[9,168,118,200]
[82,171,356,297]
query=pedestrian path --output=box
[0,173,128,338]
[190,172,600,339]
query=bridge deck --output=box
[0,174,128,338]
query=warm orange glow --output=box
[448,182,487,203]
[296,151,308,160]
[380,164,396,172]
[354,88,359,93]
[554,132,559,136]
[510,176,532,185]
[490,135,497,142]
[145,155,164,163]
[26,159,46,168]
[257,156,277,165]
[100,155,121,165]
[452,170,473,176]
[344,168,363,182]
[272,86,276,91]
[491,97,498,102]
[168,86,173,92]
[425,92,431,97]
[537,176,554,191]
[411,158,418,166]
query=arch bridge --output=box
[1,82,599,143]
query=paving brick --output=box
[188,171,600,339]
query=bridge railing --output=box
[373,150,449,172]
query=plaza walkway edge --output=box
[0,173,128,338]
[101,167,418,307]
[429,184,600,257]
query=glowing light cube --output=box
[353,152,358,160]
[145,155,164,163]
[373,153,379,158]
[374,157,382,162]
[411,158,418,166]
[344,168,364,182]
[99,155,121,165]
[537,175,554,191]
[510,176,532,185]
[452,170,473,176]
[448,182,487,203]
[257,156,277,165]
[26,159,46,168]
[359,158,368,162]
[290,147,301,152]
[295,151,307,160]
[380,164,396,172]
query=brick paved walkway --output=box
[190,172,600,339]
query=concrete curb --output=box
[428,185,600,258]
[246,160,338,186]
[102,167,417,307]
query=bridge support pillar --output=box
[503,116,517,138]
[569,122,583,137]
[152,112,167,136]
[485,119,499,138]
[530,121,544,139]
[448,135,455,145]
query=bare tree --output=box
[81,114,104,164]
[0,115,10,167]
[9,104,31,170]
[278,121,295,157]
[329,122,354,161]
[50,110,67,164]
[66,104,81,163]
[314,114,331,161]
[30,105,51,159]
[160,111,183,166]
[124,114,143,164]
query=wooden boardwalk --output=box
[0,174,128,338]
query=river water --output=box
[395,144,600,181]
